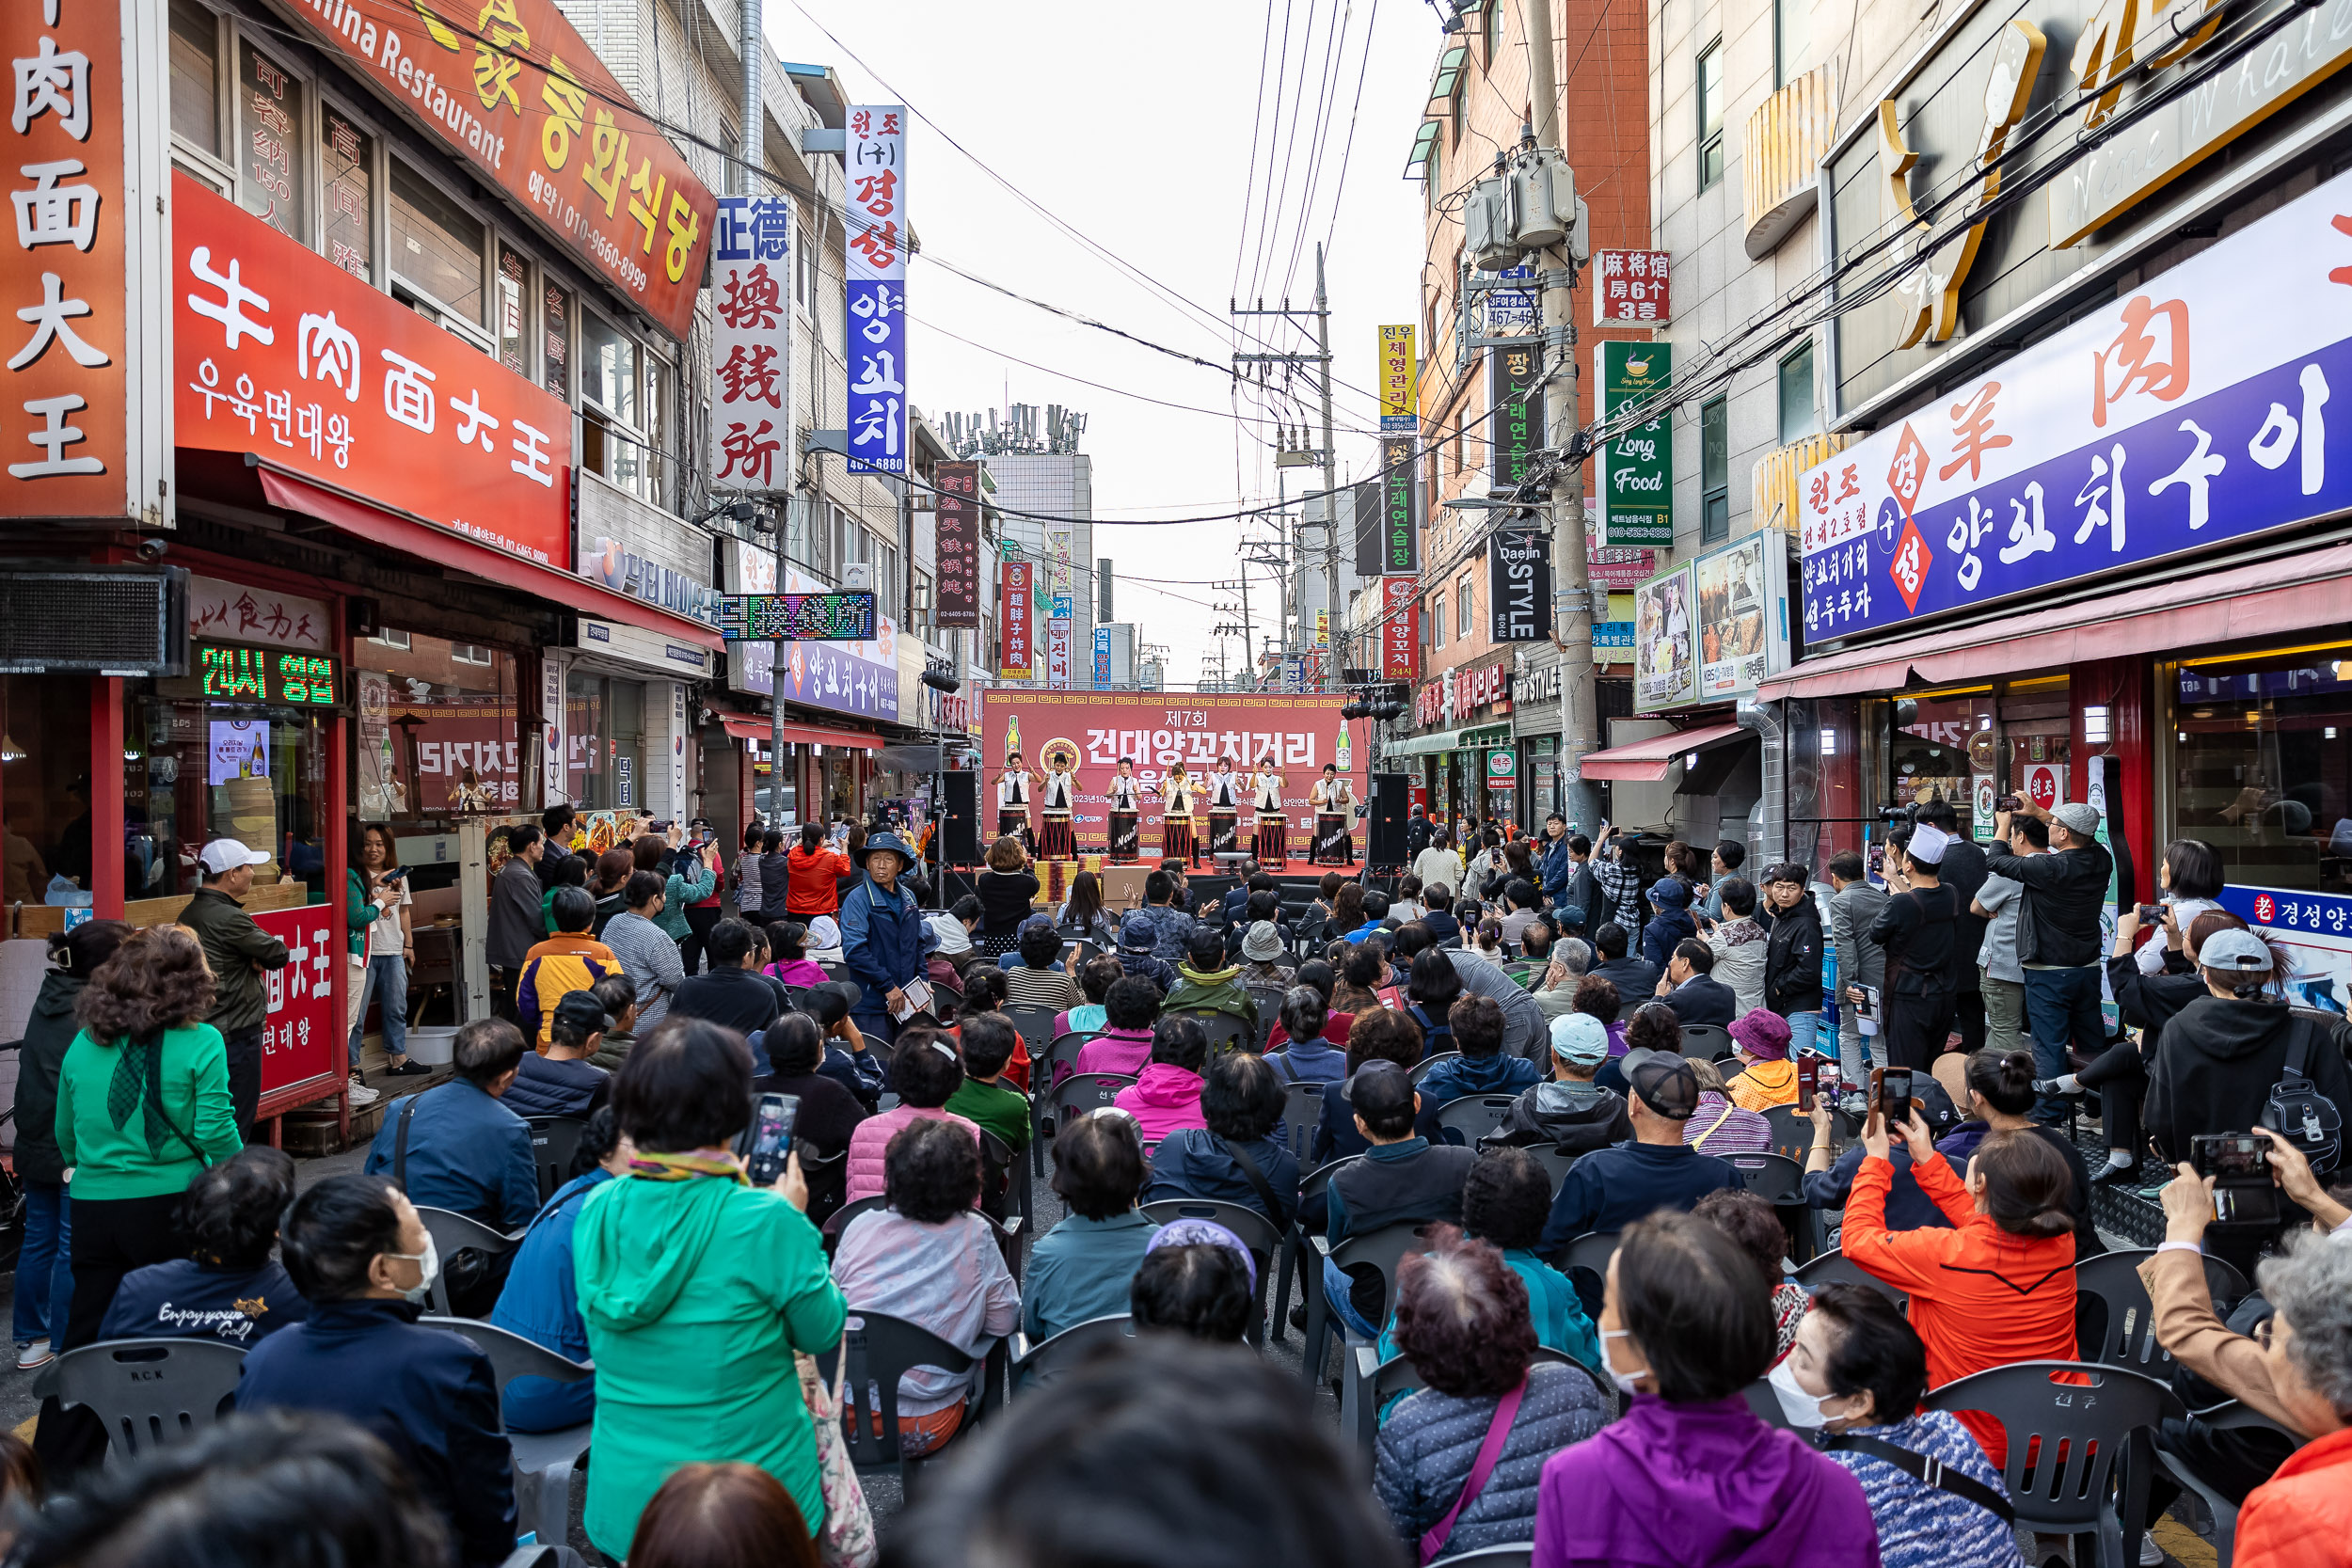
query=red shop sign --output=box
[1382,577,1418,681]
[173,173,572,565]
[256,903,339,1105]
[1000,560,1033,679]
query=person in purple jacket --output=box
[1534,1210,1883,1568]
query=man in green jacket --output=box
[1162,926,1259,1037]
[180,839,290,1134]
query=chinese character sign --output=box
[1487,528,1552,641]
[271,0,713,340]
[1597,341,1673,546]
[1382,577,1419,680]
[255,905,338,1101]
[709,194,790,492]
[1798,166,2352,641]
[1379,325,1416,432]
[716,593,878,641]
[933,460,981,627]
[999,560,1033,679]
[845,104,906,476]
[173,173,572,564]
[1592,249,1674,325]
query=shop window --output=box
[390,159,487,333]
[1697,40,1725,191]
[1701,396,1729,542]
[169,0,221,161]
[321,106,373,281]
[353,635,522,820]
[2175,645,2352,897]
[565,674,645,811]
[0,677,96,906]
[496,245,530,378]
[135,665,333,906]
[1778,344,1816,445]
[237,40,305,240]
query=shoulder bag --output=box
[796,1338,879,1567]
[1216,1133,1287,1223]
[1419,1380,1528,1564]
[2262,1023,2344,1174]
[1819,1431,2014,1525]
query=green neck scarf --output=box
[626,1148,747,1184]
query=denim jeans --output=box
[12,1183,72,1346]
[1321,1256,1381,1339]
[2022,964,2105,1123]
[1785,1010,1823,1058]
[350,952,409,1065]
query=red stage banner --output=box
[256,903,340,1106]
[978,690,1370,851]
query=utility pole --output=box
[1523,0,1600,832]
[1314,245,1341,690]
[1232,272,1338,690]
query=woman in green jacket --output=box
[56,924,244,1349]
[575,1015,846,1556]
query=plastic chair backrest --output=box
[51,1338,246,1462]
[1296,1154,1361,1208]
[837,1309,981,1469]
[1044,1031,1098,1082]
[1332,1221,1440,1323]
[414,1205,522,1317]
[1680,1025,1733,1060]
[821,1194,890,1251]
[1371,1346,1600,1414]
[1049,1072,1136,1122]
[1436,1093,1520,1147]
[1173,1010,1249,1052]
[1923,1361,2184,1532]
[1007,1008,1060,1053]
[1247,988,1289,1047]
[2074,1247,2253,1374]
[1014,1314,1136,1387]
[1761,1105,1812,1164]
[1792,1248,1908,1313]
[1437,1548,1534,1568]
[1525,1144,1579,1193]
[1281,1079,1329,1160]
[976,1128,1015,1216]
[523,1117,586,1204]
[423,1315,593,1393]
[1137,1197,1285,1259]
[1408,1051,1463,1085]
[1724,1151,1804,1205]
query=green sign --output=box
[197,642,340,706]
[1486,344,1544,496]
[1597,341,1672,546]
[1380,435,1420,573]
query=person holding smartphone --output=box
[1867,826,1959,1074]
[346,822,421,1103]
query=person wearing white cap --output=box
[1866,825,1960,1073]
[178,838,290,1134]
[1985,798,2115,1125]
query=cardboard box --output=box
[1101,865,1150,913]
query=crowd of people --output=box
[4,800,2350,1568]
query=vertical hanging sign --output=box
[1487,527,1553,641]
[1487,343,1544,496]
[1379,436,1420,573]
[1382,577,1419,680]
[709,195,791,491]
[998,560,1033,679]
[1597,341,1673,546]
[1378,325,1417,432]
[845,104,906,475]
[933,459,980,627]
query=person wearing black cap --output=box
[1318,1059,1479,1335]
[1535,1053,1746,1253]
[501,991,613,1118]
[1867,825,1960,1073]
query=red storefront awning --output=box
[1758,542,2352,700]
[255,466,723,652]
[707,708,882,751]
[1579,721,1750,781]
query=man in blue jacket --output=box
[1537,1053,1745,1252]
[364,1018,538,1234]
[238,1174,516,1568]
[839,829,926,1045]
[491,1106,627,1431]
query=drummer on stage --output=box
[1038,749,1079,861]
[1250,752,1287,863]
[1206,755,1243,857]
[1106,756,1144,863]
[996,751,1041,851]
[1147,761,1200,865]
[1310,763,1358,865]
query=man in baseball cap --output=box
[179,838,289,1135]
[1536,1048,1745,1251]
[1490,1011,1632,1154]
[1320,1059,1478,1335]
[1985,793,2115,1124]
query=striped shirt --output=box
[1821,1411,2023,1568]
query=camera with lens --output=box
[1875,804,1915,824]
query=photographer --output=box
[1983,800,2113,1125]
[1867,826,1959,1073]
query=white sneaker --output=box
[348,1075,381,1106]
[2139,1533,2166,1566]
[15,1338,52,1370]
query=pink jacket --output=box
[1072,1027,1153,1079]
[1112,1064,1206,1146]
[845,1104,982,1204]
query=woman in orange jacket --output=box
[784,821,854,919]
[1843,1099,2078,1465]
[2232,1227,2352,1568]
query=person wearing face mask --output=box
[236,1174,516,1568]
[1775,1284,2024,1568]
[1532,1212,1880,1568]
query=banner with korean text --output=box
[726,541,898,721]
[999,560,1033,679]
[709,196,790,491]
[1799,166,2352,642]
[845,105,906,474]
[173,174,571,562]
[934,460,981,626]
[1597,341,1672,546]
[1382,577,1419,680]
[1379,325,1417,431]
[979,690,1369,848]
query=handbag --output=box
[1419,1379,1527,1565]
[2261,1023,2344,1175]
[797,1339,878,1568]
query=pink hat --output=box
[1728,1008,1792,1061]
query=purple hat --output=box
[1728,1008,1792,1061]
[1145,1217,1258,1291]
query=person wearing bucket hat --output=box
[1237,920,1295,990]
[1986,796,2114,1124]
[1490,1011,1633,1156]
[1536,1053,1747,1253]
[837,830,928,1044]
[1724,1010,1798,1112]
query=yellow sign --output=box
[1314,610,1330,647]
[1378,325,1418,431]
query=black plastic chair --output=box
[1246,987,1289,1049]
[1280,1079,1329,1164]
[522,1116,587,1203]
[836,1308,1006,1495]
[1549,1229,1622,1323]
[1348,1345,1602,1452]
[413,1206,524,1318]
[1138,1198,1285,1344]
[1724,1150,1804,1204]
[1761,1104,1813,1164]
[1680,1024,1734,1061]
[1047,1072,1136,1133]
[820,1194,889,1254]
[1272,1154,1360,1341]
[1407,1051,1463,1085]
[1792,1247,1908,1313]
[48,1338,246,1464]
[1006,1008,1061,1062]
[2076,1248,2252,1375]
[1923,1360,2185,1568]
[2153,1400,2307,1567]
[1743,1373,1794,1429]
[426,1316,592,1550]
[977,1128,1031,1228]
[1524,1143,1579,1192]
[1172,1009,1251,1053]
[1435,1093,1519,1148]
[1302,1220,1438,1385]
[1009,1314,1136,1391]
[1438,1548,1534,1568]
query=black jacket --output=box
[1763,896,1823,1016]
[2145,995,2352,1165]
[501,1053,611,1119]
[2107,949,2203,1058]
[1937,839,1991,993]
[1869,885,1959,997]
[1486,1080,1632,1155]
[1589,956,1661,1005]
[670,966,783,1040]
[1661,975,1737,1028]
[13,971,82,1185]
[1985,839,2113,968]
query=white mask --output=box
[1765,1356,1832,1428]
[386,1234,440,1305]
[1601,1329,1650,1398]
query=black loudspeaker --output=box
[941,770,980,864]
[1367,772,1411,867]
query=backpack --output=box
[2261,1022,2344,1174]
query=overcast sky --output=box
[765,0,1444,688]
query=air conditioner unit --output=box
[1466,176,1519,272]
[1512,149,1574,250]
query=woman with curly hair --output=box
[56,924,243,1349]
[1375,1227,1611,1560]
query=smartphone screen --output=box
[2192,1133,2269,1178]
[1797,1054,1819,1113]
[744,1093,800,1186]
[1878,1068,1914,1124]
